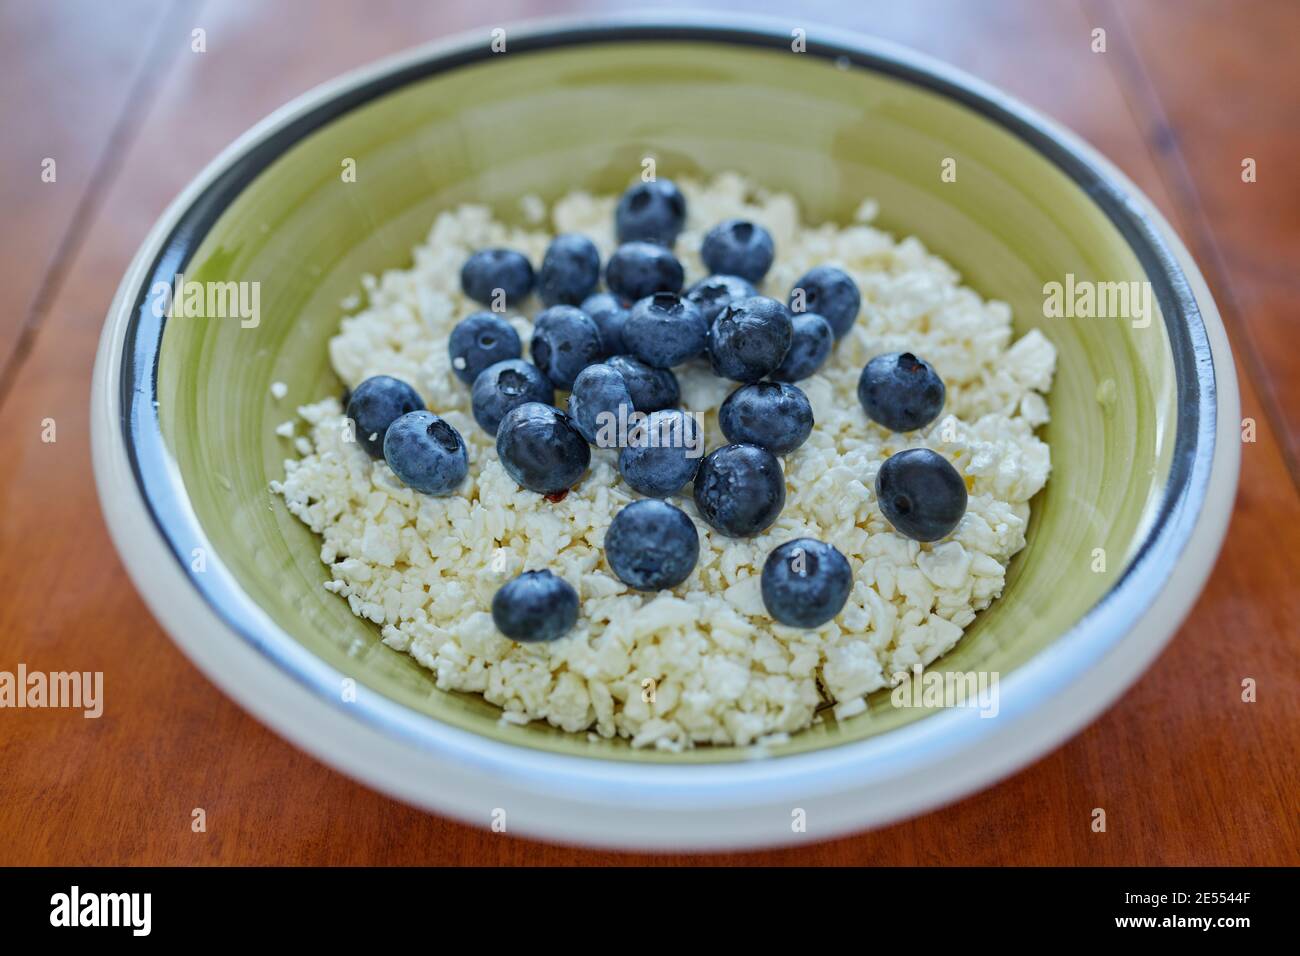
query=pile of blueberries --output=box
[344,179,967,643]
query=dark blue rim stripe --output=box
[118,22,1213,764]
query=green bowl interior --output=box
[157,41,1177,762]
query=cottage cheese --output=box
[272,174,1055,750]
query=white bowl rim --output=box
[91,12,1240,850]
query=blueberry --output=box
[496,402,590,494]
[718,382,813,456]
[701,219,775,283]
[858,352,946,432]
[470,359,554,436]
[618,409,704,497]
[537,233,601,306]
[789,266,860,338]
[605,242,684,302]
[615,179,686,245]
[382,411,469,495]
[623,293,708,368]
[567,363,634,446]
[461,248,534,307]
[491,570,578,643]
[761,538,853,628]
[530,305,603,390]
[772,312,834,382]
[580,292,630,354]
[604,354,680,412]
[448,312,521,385]
[875,448,967,542]
[692,443,786,537]
[684,273,757,324]
[707,295,793,383]
[346,375,425,458]
[605,499,699,591]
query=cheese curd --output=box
[272,174,1056,750]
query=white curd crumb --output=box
[519,194,547,224]
[854,198,879,222]
[833,696,869,721]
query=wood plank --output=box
[1099,0,1300,477]
[0,0,180,393]
[0,0,1296,865]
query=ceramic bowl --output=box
[92,16,1239,849]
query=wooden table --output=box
[2,0,1296,866]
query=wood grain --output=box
[0,0,1296,866]
[0,0,179,398]
[1100,0,1300,477]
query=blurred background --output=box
[1,0,1296,865]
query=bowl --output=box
[92,15,1239,849]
